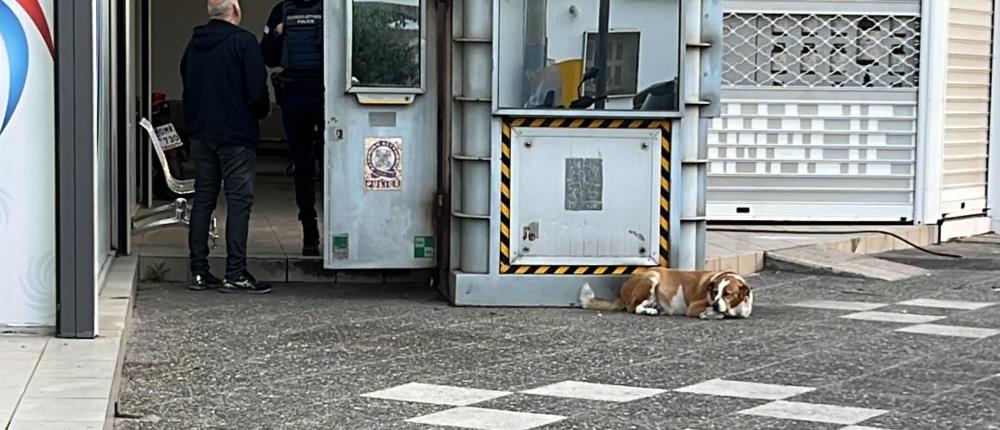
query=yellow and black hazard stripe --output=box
[499,117,671,275]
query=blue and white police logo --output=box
[364,138,402,190]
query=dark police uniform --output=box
[261,0,324,255]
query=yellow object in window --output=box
[555,59,583,108]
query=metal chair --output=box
[134,118,218,248]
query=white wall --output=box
[151,0,273,99]
[151,0,285,139]
[0,0,56,328]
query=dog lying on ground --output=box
[579,268,753,320]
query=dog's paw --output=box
[638,307,659,316]
[579,283,595,308]
[699,310,724,320]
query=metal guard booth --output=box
[323,0,721,306]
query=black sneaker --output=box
[220,273,272,294]
[302,220,320,257]
[189,272,223,291]
[302,241,320,257]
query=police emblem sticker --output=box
[364,137,402,191]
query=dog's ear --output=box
[706,271,728,293]
[738,282,751,302]
[706,278,719,296]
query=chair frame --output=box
[134,118,218,248]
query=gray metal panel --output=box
[450,272,628,307]
[507,127,660,267]
[56,0,97,338]
[701,0,723,118]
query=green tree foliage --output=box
[352,5,419,86]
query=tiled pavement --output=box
[361,378,883,429]
[115,236,1000,429]
[792,298,1000,339]
[1,257,137,430]
[352,291,997,430]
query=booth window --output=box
[497,0,681,113]
[584,31,640,97]
[349,0,422,90]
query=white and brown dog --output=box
[579,268,753,320]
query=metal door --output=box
[324,0,439,269]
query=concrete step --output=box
[767,246,930,281]
[708,225,937,277]
[137,254,433,285]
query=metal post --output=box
[55,0,97,338]
[916,0,948,225]
[594,0,610,109]
[455,0,492,274]
[671,0,716,269]
[988,0,1000,233]
[437,0,452,289]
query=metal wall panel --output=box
[942,0,994,216]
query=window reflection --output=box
[351,0,421,88]
[499,0,681,112]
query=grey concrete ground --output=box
[116,236,1000,430]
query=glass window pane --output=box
[351,0,421,88]
[498,0,681,112]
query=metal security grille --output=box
[723,13,920,88]
[709,5,922,222]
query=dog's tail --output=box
[579,283,625,311]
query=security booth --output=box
[324,0,720,306]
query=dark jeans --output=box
[279,88,323,222]
[188,139,256,279]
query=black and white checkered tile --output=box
[362,381,665,429]
[361,378,899,429]
[791,298,999,339]
[358,297,996,429]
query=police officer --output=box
[261,0,323,256]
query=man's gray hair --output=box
[207,0,237,19]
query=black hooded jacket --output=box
[181,19,270,148]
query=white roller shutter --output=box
[942,0,994,216]
[709,1,921,221]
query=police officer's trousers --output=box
[279,87,323,225]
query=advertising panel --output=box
[0,0,56,328]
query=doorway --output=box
[134,0,326,280]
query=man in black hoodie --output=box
[181,0,271,294]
